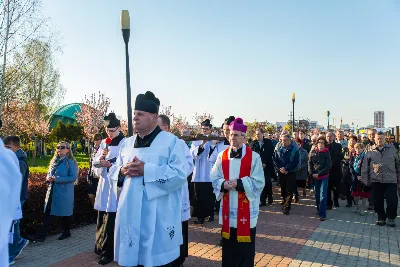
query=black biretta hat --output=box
[201,119,212,128]
[104,112,120,128]
[224,116,235,125]
[134,91,160,114]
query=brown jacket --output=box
[361,144,400,184]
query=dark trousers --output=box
[95,211,116,258]
[279,172,296,211]
[193,182,215,219]
[327,177,340,207]
[38,213,72,239]
[371,183,398,220]
[260,181,273,204]
[222,227,256,267]
[172,220,188,266]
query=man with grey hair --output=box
[336,130,348,148]
[362,132,400,227]
[273,134,300,215]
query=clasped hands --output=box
[47,175,56,182]
[99,148,112,168]
[279,167,288,174]
[120,156,145,178]
[224,179,238,191]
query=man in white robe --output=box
[210,117,264,267]
[112,91,187,267]
[93,112,126,265]
[190,119,215,224]
[158,114,194,266]
[0,136,22,267]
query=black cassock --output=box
[222,227,256,267]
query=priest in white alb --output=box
[111,91,187,267]
[210,117,265,267]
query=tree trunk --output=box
[32,136,37,166]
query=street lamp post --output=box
[121,10,133,137]
[292,93,295,134]
[326,111,330,130]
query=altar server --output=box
[190,119,215,224]
[93,113,126,265]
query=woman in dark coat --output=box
[29,141,78,242]
[309,137,332,221]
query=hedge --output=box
[20,169,97,237]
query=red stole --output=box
[221,146,252,242]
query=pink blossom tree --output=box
[75,92,110,141]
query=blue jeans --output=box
[9,201,25,260]
[313,178,328,219]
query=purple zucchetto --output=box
[229,118,247,133]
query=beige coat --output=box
[361,144,400,184]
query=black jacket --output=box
[251,138,274,179]
[308,148,331,178]
[328,141,344,180]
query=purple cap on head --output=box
[229,118,247,133]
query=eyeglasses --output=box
[106,127,119,133]
[57,145,67,150]
[318,141,325,144]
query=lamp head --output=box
[121,10,130,30]
[292,93,295,102]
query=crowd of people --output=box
[1,93,400,267]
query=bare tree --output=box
[0,0,53,115]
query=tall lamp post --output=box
[292,93,295,134]
[326,111,330,130]
[121,10,133,136]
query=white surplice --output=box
[111,131,187,267]
[0,140,22,267]
[208,141,230,167]
[178,139,194,222]
[190,140,213,182]
[93,138,126,212]
[210,145,265,228]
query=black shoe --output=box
[334,203,339,208]
[194,218,204,225]
[98,256,113,265]
[283,209,289,215]
[58,232,71,240]
[387,219,396,227]
[326,205,333,210]
[259,202,267,207]
[268,198,273,205]
[368,204,374,210]
[376,220,386,226]
[346,203,352,208]
[208,216,214,222]
[28,234,45,243]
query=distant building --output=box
[309,121,318,130]
[374,111,384,128]
[342,124,350,130]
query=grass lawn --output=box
[29,153,90,174]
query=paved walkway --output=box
[13,188,400,267]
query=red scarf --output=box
[221,146,252,242]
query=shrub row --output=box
[20,169,97,237]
